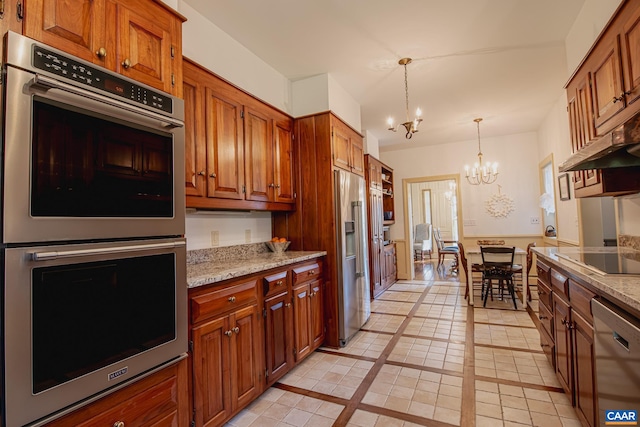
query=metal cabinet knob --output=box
[232,326,240,334]
[224,330,233,337]
[309,270,315,275]
[228,296,236,303]
[121,58,132,69]
[209,173,217,178]
[276,280,284,286]
[198,170,206,176]
[96,47,107,58]
[539,315,547,320]
[285,303,292,308]
[113,422,125,427]
[275,184,281,189]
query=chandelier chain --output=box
[404,63,410,122]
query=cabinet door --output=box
[576,75,596,148]
[230,304,262,410]
[350,137,365,176]
[24,0,106,64]
[621,6,640,107]
[273,117,295,203]
[584,169,602,187]
[309,279,325,350]
[244,106,273,202]
[553,294,573,400]
[293,283,311,361]
[192,315,232,427]
[264,292,293,385]
[113,0,175,93]
[370,190,383,297]
[592,36,625,131]
[573,310,596,427]
[183,63,207,198]
[205,88,245,200]
[332,125,351,172]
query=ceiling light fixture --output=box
[465,118,498,185]
[387,58,422,139]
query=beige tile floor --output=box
[225,262,584,427]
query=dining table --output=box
[465,246,528,309]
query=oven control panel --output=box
[32,46,172,114]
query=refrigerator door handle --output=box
[352,200,365,278]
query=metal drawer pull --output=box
[309,270,315,275]
[285,303,292,308]
[228,296,236,303]
[276,280,284,286]
[31,241,185,261]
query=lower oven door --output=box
[3,237,187,427]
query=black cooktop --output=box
[559,251,640,275]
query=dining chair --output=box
[511,242,536,301]
[433,228,459,271]
[413,223,432,260]
[458,242,483,300]
[481,246,517,309]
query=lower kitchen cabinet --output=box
[43,358,189,427]
[535,258,597,427]
[263,271,294,386]
[382,243,397,289]
[190,278,263,427]
[292,261,325,362]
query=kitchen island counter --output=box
[187,245,326,288]
[533,246,640,315]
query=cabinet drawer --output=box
[550,269,569,299]
[292,261,322,286]
[537,259,551,286]
[569,279,596,323]
[191,279,258,324]
[540,327,555,370]
[538,302,554,339]
[537,278,552,311]
[264,270,289,298]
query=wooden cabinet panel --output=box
[538,302,553,339]
[24,0,106,64]
[205,88,245,200]
[232,304,262,409]
[350,137,365,175]
[573,310,596,427]
[553,293,572,398]
[183,66,206,197]
[293,282,311,361]
[273,117,295,203]
[621,5,640,106]
[592,36,625,130]
[190,278,257,324]
[192,315,231,427]
[264,292,293,385]
[263,270,288,298]
[292,262,322,286]
[332,124,351,172]
[114,1,174,93]
[244,106,273,202]
[24,0,183,95]
[383,243,397,288]
[44,359,188,427]
[310,279,325,349]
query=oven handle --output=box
[31,241,186,261]
[30,74,184,129]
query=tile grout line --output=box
[330,284,437,427]
[459,300,476,426]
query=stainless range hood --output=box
[559,111,640,172]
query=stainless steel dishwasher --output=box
[592,298,640,427]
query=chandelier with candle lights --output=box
[465,118,498,185]
[386,58,422,139]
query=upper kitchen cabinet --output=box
[564,0,640,197]
[183,59,295,211]
[23,0,185,96]
[331,118,365,177]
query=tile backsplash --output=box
[187,242,270,264]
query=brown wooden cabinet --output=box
[263,270,293,385]
[23,0,184,95]
[43,358,189,426]
[332,118,365,176]
[183,59,295,211]
[292,261,324,362]
[366,155,396,299]
[565,0,640,197]
[190,278,263,427]
[535,258,598,427]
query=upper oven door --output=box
[2,65,185,244]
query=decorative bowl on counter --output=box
[266,241,291,253]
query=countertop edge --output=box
[187,251,327,289]
[532,247,640,314]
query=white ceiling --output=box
[182,0,585,151]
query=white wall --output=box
[185,212,272,250]
[364,130,380,158]
[381,132,541,242]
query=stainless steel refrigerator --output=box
[334,169,371,346]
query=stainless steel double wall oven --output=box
[1,31,187,427]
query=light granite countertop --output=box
[533,246,640,314]
[187,249,326,289]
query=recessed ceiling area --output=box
[182,0,586,150]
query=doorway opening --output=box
[403,174,463,280]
